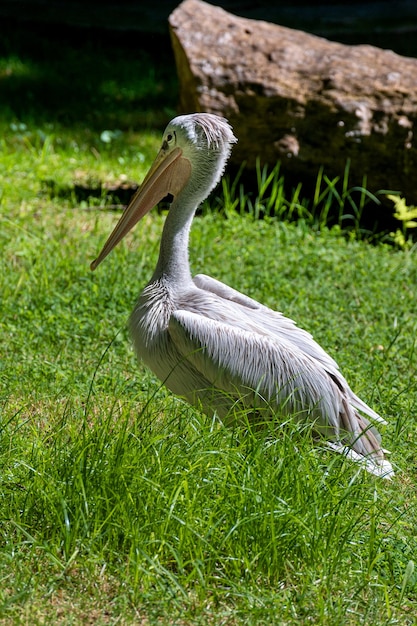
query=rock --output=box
[169,0,417,207]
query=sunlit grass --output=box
[2,185,417,622]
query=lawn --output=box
[1,20,417,626]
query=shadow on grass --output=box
[0,18,178,132]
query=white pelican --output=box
[91,113,393,479]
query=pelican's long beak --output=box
[90,146,191,270]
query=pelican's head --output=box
[91,113,237,270]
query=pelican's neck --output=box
[151,145,230,286]
[152,196,196,285]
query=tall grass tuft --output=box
[215,158,383,238]
[2,390,407,615]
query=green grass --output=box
[218,158,385,236]
[1,21,417,625]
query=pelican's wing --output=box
[169,309,392,478]
[194,273,269,311]
[193,273,385,426]
[169,309,337,419]
[194,273,338,368]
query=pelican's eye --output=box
[166,131,176,144]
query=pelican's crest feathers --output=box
[173,113,238,150]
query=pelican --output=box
[91,113,393,479]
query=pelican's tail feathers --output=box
[350,392,387,425]
[326,441,394,480]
